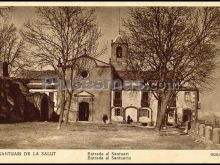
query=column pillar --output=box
[137,108,140,122]
[76,97,79,121]
[122,107,126,121]
[90,97,93,121]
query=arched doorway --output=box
[78,102,89,121]
[41,97,49,121]
[125,107,138,122]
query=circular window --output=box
[80,70,89,78]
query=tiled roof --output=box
[113,70,198,91]
[19,70,58,80]
[66,55,111,68]
[113,70,162,80]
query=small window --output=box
[115,108,121,116]
[115,91,122,99]
[140,109,149,118]
[185,92,191,101]
[80,70,89,78]
[141,91,149,107]
[191,92,196,102]
[116,46,122,58]
[114,91,122,107]
[142,91,148,100]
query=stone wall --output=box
[190,122,220,146]
[0,77,54,123]
[0,77,38,122]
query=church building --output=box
[23,34,200,127]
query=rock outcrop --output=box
[0,77,41,123]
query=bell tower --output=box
[110,35,128,71]
[110,8,128,71]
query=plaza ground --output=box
[0,122,216,149]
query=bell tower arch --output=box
[110,35,128,71]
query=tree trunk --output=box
[64,91,73,125]
[155,91,171,131]
[57,90,66,130]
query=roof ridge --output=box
[69,55,111,67]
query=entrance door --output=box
[182,109,192,123]
[125,108,138,122]
[41,97,49,121]
[78,102,89,121]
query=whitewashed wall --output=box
[111,91,158,124]
[176,91,197,122]
[122,91,141,108]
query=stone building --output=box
[23,34,200,126]
[61,55,112,122]
[109,35,199,126]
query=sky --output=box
[9,7,129,62]
[8,7,220,119]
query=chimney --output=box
[3,62,9,77]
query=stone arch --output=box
[124,106,138,122]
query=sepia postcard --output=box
[1,1,220,163]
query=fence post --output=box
[205,126,213,142]
[195,123,200,135]
[213,128,220,144]
[199,124,206,141]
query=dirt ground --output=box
[0,122,211,149]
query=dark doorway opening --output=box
[182,109,192,123]
[79,102,89,121]
[41,97,49,121]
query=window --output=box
[115,108,121,116]
[116,46,122,58]
[113,91,122,107]
[80,70,89,78]
[140,109,150,118]
[191,92,196,102]
[115,91,121,99]
[141,91,149,107]
[185,92,191,102]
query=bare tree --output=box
[124,7,220,130]
[0,7,28,76]
[22,7,103,129]
[0,23,28,76]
